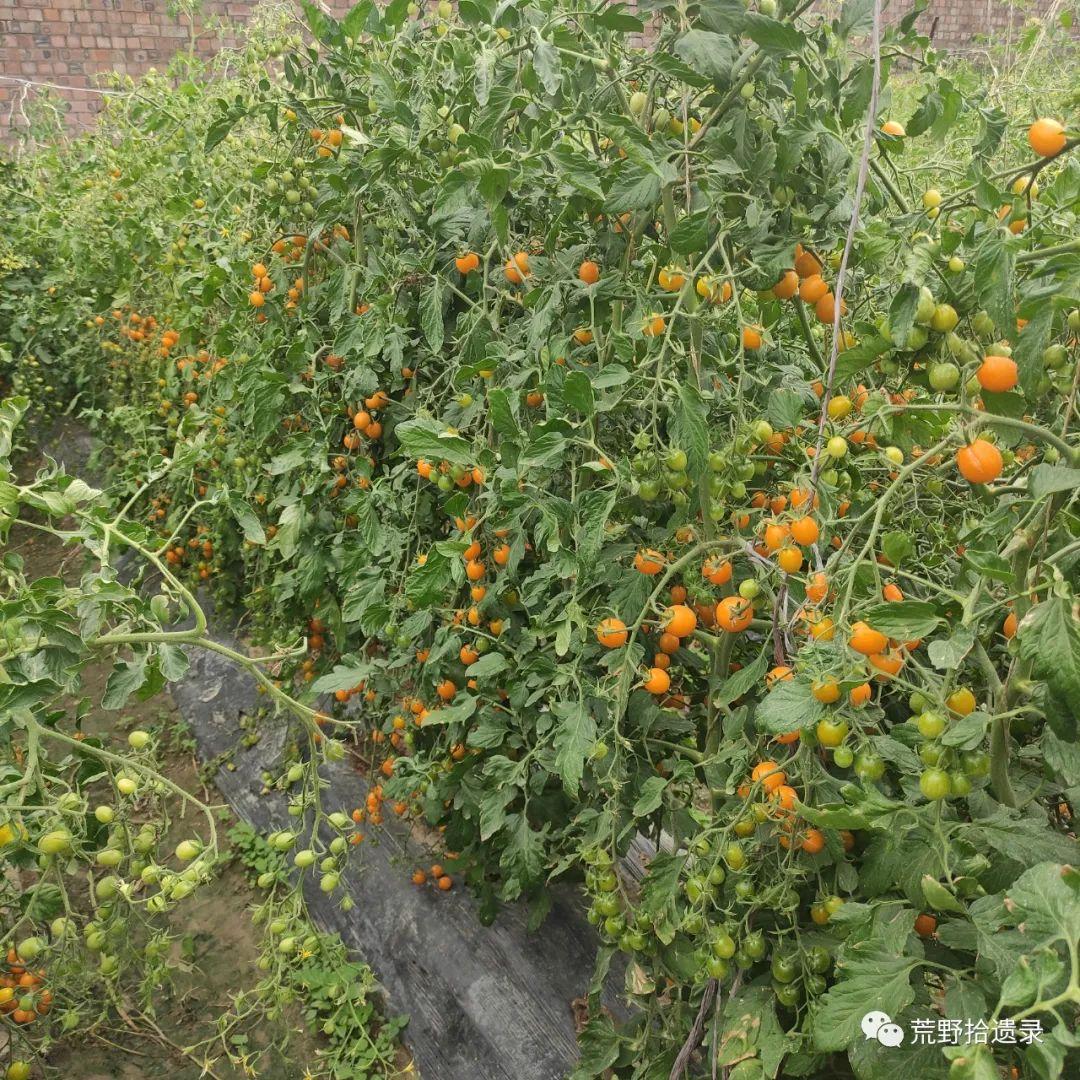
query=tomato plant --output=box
[3,0,1080,1076]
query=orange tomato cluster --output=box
[1,951,52,1027]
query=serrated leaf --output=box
[669,211,711,256]
[921,874,965,913]
[673,29,737,82]
[812,908,919,1052]
[863,601,941,639]
[882,531,914,566]
[487,387,520,438]
[1014,303,1052,397]
[571,1017,621,1078]
[766,388,805,430]
[887,283,920,351]
[639,851,687,916]
[1017,598,1080,739]
[465,652,507,678]
[670,383,709,478]
[974,237,1014,335]
[716,651,768,707]
[754,679,825,734]
[532,39,561,96]
[633,775,669,817]
[312,662,371,693]
[604,160,662,212]
[941,710,989,749]
[563,370,595,415]
[742,13,807,53]
[421,278,445,352]
[405,546,452,606]
[102,654,149,710]
[394,417,474,466]
[228,496,266,545]
[1029,464,1080,500]
[552,699,595,797]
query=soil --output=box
[8,485,324,1078]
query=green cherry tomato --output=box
[949,771,973,797]
[734,879,755,901]
[962,750,990,777]
[919,742,946,767]
[665,448,688,472]
[771,953,798,983]
[806,945,832,973]
[684,876,707,904]
[725,843,747,871]
[919,768,952,800]
[816,717,849,747]
[917,711,947,739]
[744,931,766,959]
[805,972,828,996]
[712,931,737,959]
[854,751,885,781]
[833,745,854,769]
[603,915,625,937]
[707,956,730,979]
[773,981,801,1007]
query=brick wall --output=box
[0,0,1067,138]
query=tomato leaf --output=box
[588,8,644,33]
[466,653,507,678]
[673,29,737,82]
[766,387,805,431]
[563,370,595,415]
[420,278,444,352]
[604,160,662,212]
[1013,302,1053,397]
[639,852,686,917]
[812,907,920,1052]
[1001,862,1080,945]
[632,775,669,817]
[670,383,710,478]
[102,653,149,710]
[863,601,941,639]
[394,417,474,466]
[312,662,372,693]
[715,650,768,707]
[973,235,1015,336]
[838,0,874,39]
[531,38,562,96]
[551,699,595,797]
[754,679,824,734]
[742,13,807,54]
[1017,598,1080,739]
[940,711,988,749]
[571,1017,622,1078]
[887,282,920,351]
[227,496,266,545]
[1028,464,1080,500]
[881,531,914,567]
[405,546,453,607]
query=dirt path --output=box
[9,507,322,1079]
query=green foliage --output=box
[3,0,1080,1076]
